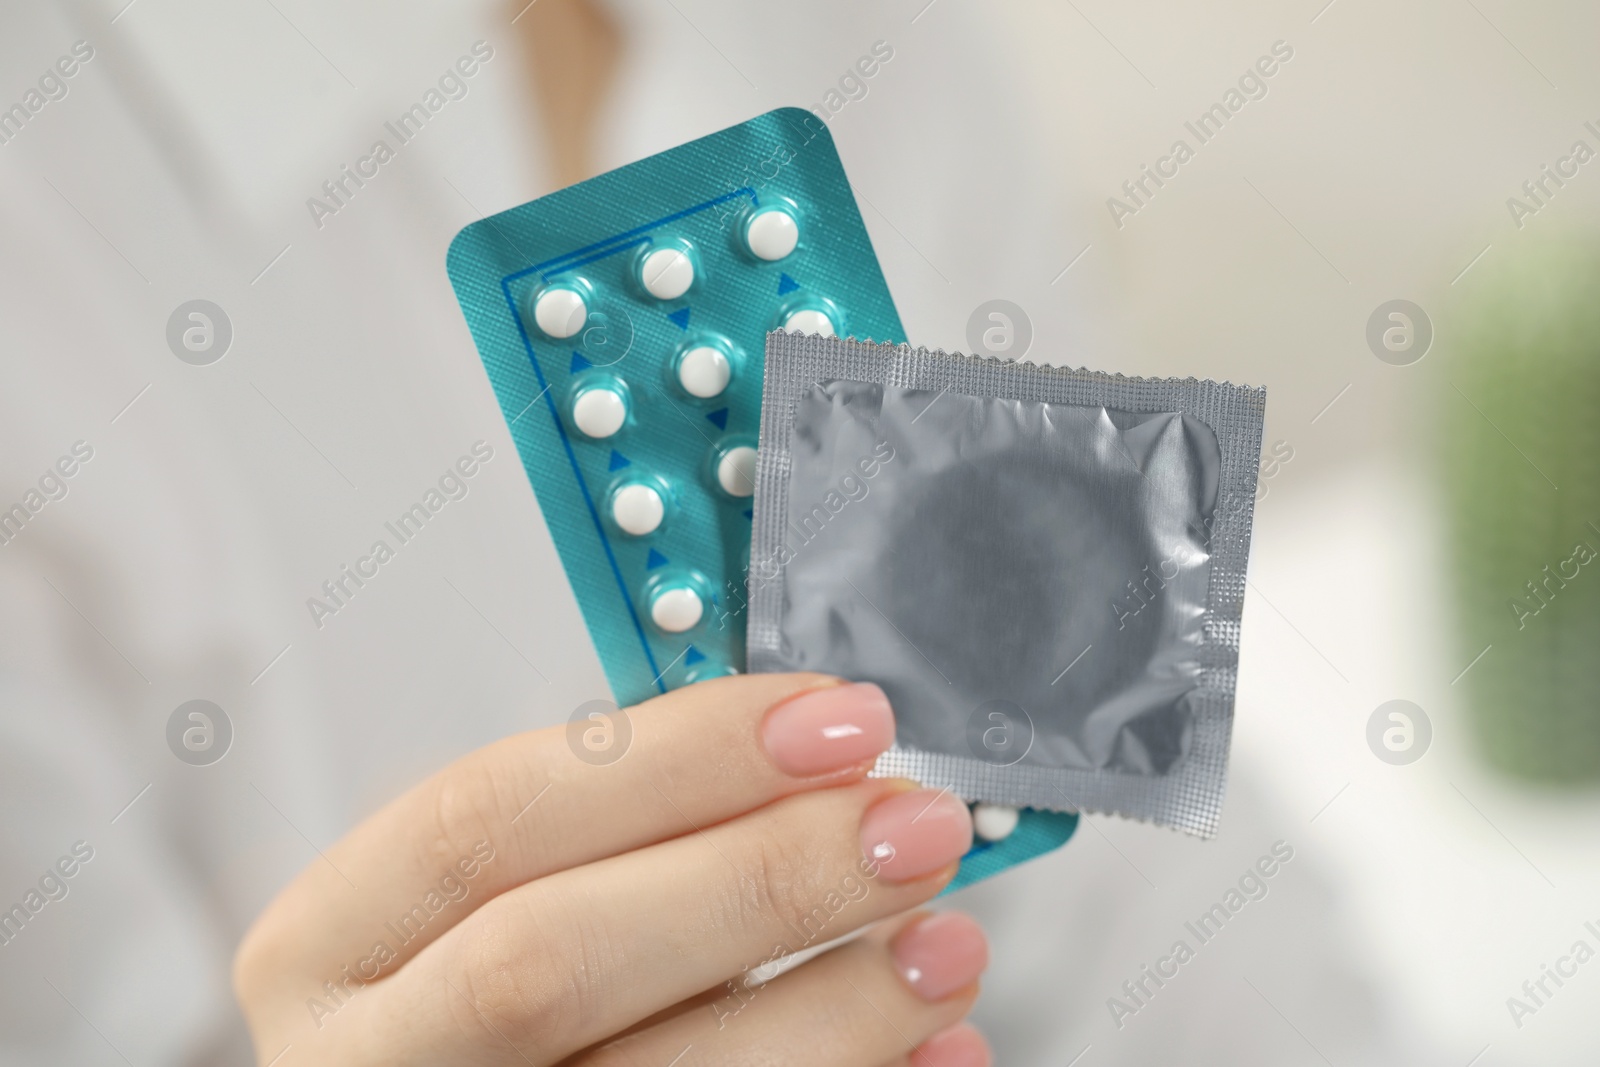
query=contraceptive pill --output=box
[611,483,665,536]
[973,804,1020,842]
[641,247,695,300]
[571,386,627,438]
[677,346,731,398]
[783,308,835,337]
[716,444,758,497]
[746,208,799,261]
[650,586,704,633]
[534,287,587,338]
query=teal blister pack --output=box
[448,108,901,703]
[447,108,1074,890]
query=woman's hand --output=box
[233,673,992,1066]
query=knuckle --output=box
[444,891,610,1054]
[424,758,515,869]
[736,829,826,937]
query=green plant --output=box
[1447,238,1600,782]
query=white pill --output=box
[746,209,799,261]
[533,287,587,338]
[611,483,664,536]
[716,445,757,497]
[641,247,694,300]
[972,803,1020,842]
[783,308,835,337]
[572,387,626,438]
[677,346,731,398]
[650,586,703,633]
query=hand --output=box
[233,673,992,1066]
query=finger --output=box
[573,910,989,1067]
[236,673,894,994]
[363,781,975,1064]
[881,1023,993,1067]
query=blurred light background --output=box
[2,0,1598,1063]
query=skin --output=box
[233,673,991,1065]
[515,0,622,189]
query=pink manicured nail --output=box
[892,912,989,1001]
[911,1023,992,1067]
[761,682,894,777]
[859,789,972,883]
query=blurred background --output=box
[2,0,1598,1062]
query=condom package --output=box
[749,334,1266,836]
[448,108,904,707]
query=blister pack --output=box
[448,109,904,706]
[750,334,1266,837]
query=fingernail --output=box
[761,682,894,777]
[892,912,989,1001]
[911,1023,991,1067]
[859,789,972,883]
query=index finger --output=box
[235,673,895,997]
